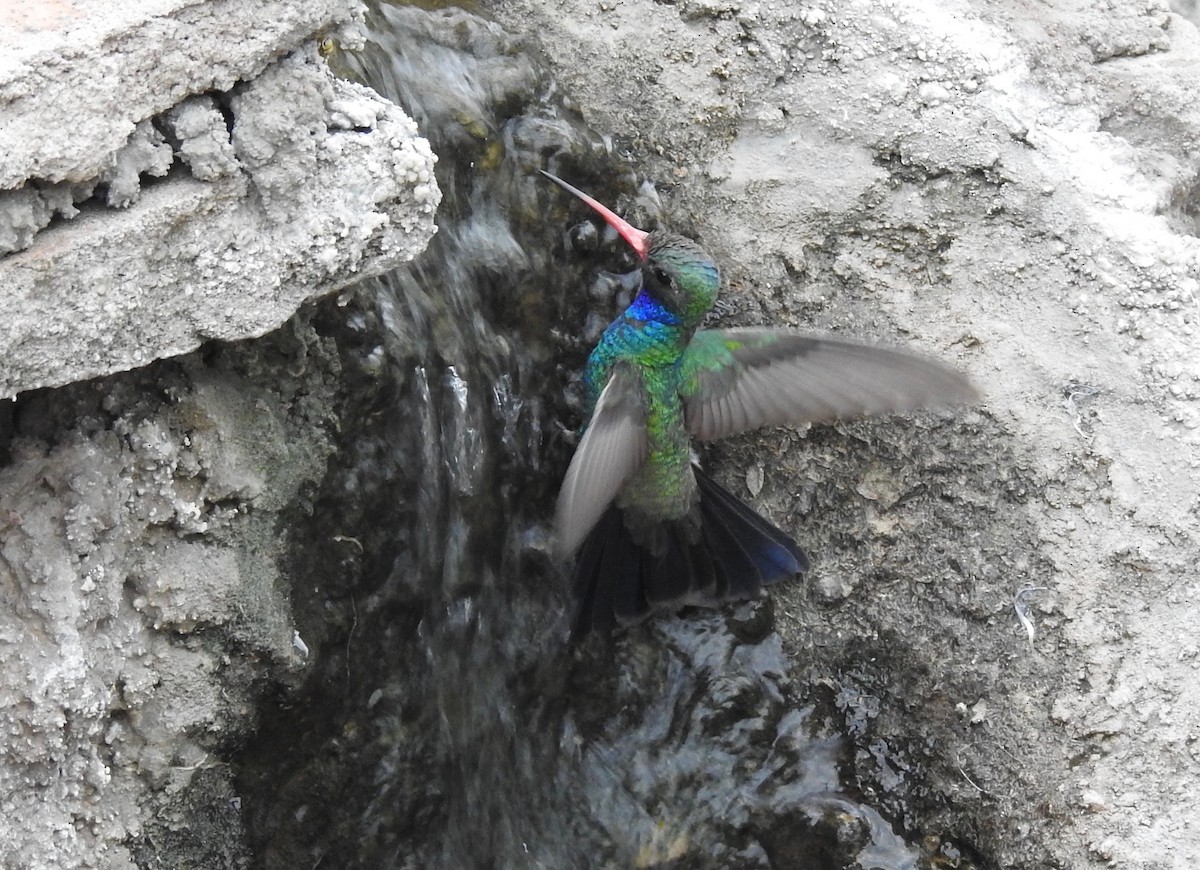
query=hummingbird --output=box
[540,170,977,634]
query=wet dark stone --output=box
[232,5,995,870]
[756,804,872,868]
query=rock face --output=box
[0,0,439,398]
[5,0,1200,867]
[0,332,344,869]
[0,2,439,868]
[485,0,1200,865]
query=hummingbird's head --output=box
[540,170,720,326]
[643,232,720,325]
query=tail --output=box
[571,465,808,635]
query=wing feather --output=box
[738,365,783,426]
[681,328,978,441]
[554,366,648,560]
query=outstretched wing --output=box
[554,365,648,560]
[680,328,978,441]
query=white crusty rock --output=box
[0,47,439,400]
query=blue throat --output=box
[625,289,680,326]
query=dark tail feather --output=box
[694,466,808,593]
[570,466,808,635]
[572,508,627,634]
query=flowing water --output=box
[237,4,961,867]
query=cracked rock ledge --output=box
[0,0,440,399]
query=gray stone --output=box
[162,97,241,182]
[0,335,342,870]
[98,120,174,209]
[0,0,362,188]
[0,2,442,867]
[0,46,439,399]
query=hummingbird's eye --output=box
[651,266,671,286]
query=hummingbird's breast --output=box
[585,311,697,525]
[584,310,686,408]
[615,371,697,523]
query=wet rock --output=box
[488,0,1200,865]
[0,321,342,870]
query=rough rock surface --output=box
[0,4,440,398]
[1,0,356,187]
[0,2,441,868]
[487,0,1200,866]
[0,322,343,870]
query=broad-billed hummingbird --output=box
[541,170,977,634]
